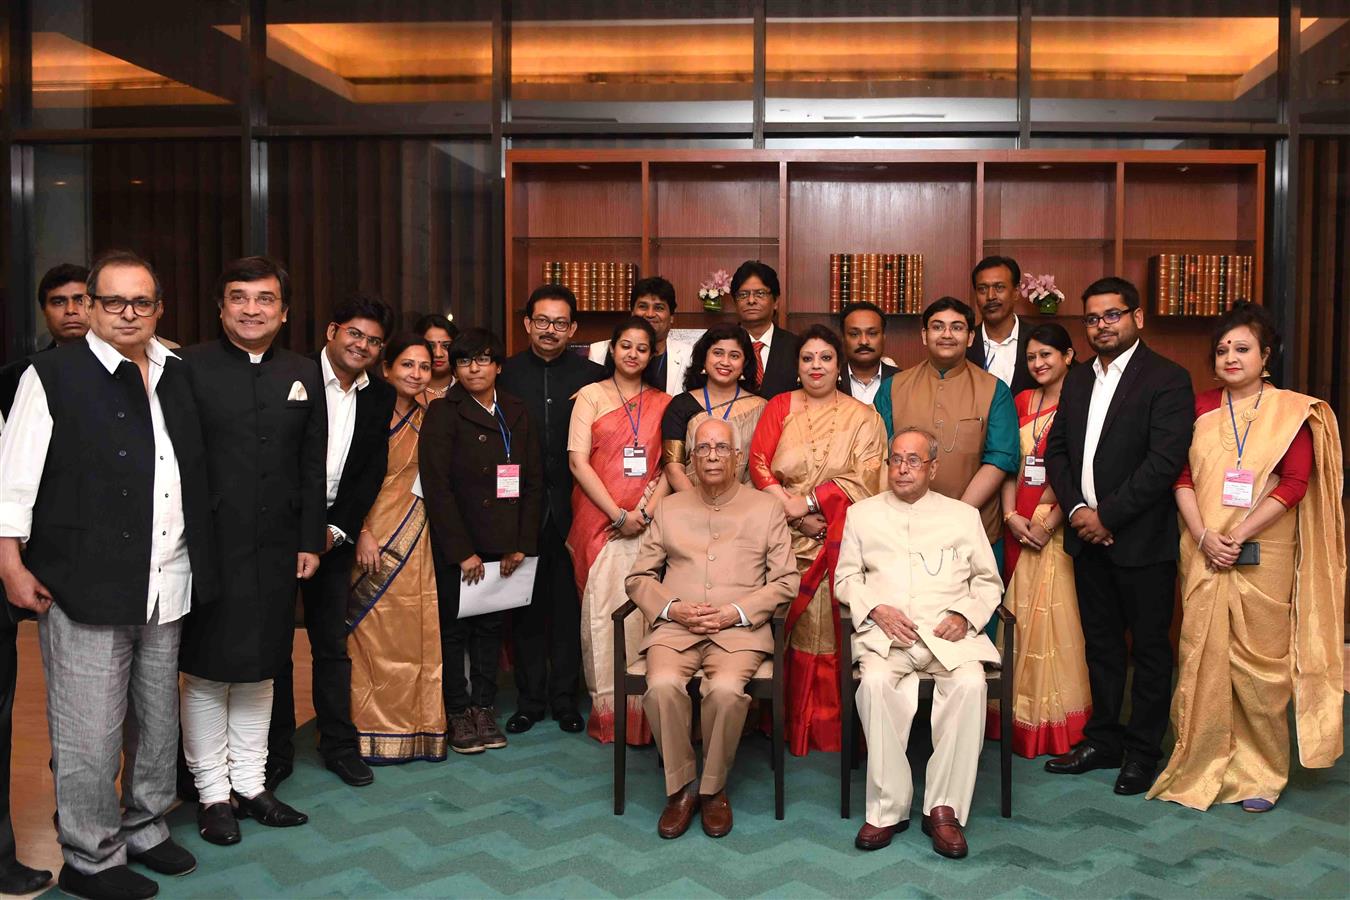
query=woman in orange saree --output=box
[567,318,672,744]
[749,325,888,755]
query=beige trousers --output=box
[642,642,765,796]
[856,640,987,827]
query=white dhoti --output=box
[856,640,987,828]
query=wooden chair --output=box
[838,606,1015,820]
[613,601,787,820]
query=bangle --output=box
[1197,527,1208,546]
[639,508,653,526]
[806,491,820,515]
[1003,510,1018,523]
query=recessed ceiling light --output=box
[576,164,591,170]
[1038,164,1052,170]
[1178,165,1190,173]
[1321,77,1342,86]
[711,164,726,169]
[873,165,887,171]
[130,178,144,185]
[53,180,67,186]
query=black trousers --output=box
[510,517,582,718]
[0,621,17,866]
[269,544,358,767]
[433,545,505,714]
[1071,543,1177,766]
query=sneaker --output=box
[449,709,485,754]
[474,706,508,750]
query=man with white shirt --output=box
[1043,277,1193,796]
[269,293,395,790]
[731,261,800,399]
[178,256,324,844]
[966,256,1035,396]
[836,428,1003,860]
[587,276,692,394]
[0,250,214,899]
[837,300,899,404]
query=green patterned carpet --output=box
[46,697,1350,899]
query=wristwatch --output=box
[327,525,347,547]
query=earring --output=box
[1261,367,1271,379]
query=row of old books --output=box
[1149,254,1254,316]
[828,253,925,314]
[541,261,639,312]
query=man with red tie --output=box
[731,261,800,400]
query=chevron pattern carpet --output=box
[43,697,1349,899]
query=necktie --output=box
[752,340,765,385]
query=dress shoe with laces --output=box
[700,790,733,837]
[921,806,968,859]
[505,710,543,733]
[57,864,157,900]
[474,706,508,750]
[196,802,241,846]
[326,754,375,786]
[854,821,904,851]
[449,709,484,754]
[657,784,699,839]
[555,710,585,733]
[232,790,309,827]
[0,860,52,894]
[1044,743,1122,775]
[1113,761,1157,795]
[129,837,196,876]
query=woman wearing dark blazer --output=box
[419,328,543,755]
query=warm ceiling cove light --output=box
[53,180,67,186]
[576,164,591,170]
[873,165,887,171]
[1038,164,1052,170]
[130,178,144,185]
[711,163,726,169]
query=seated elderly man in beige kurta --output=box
[626,418,798,840]
[835,427,1003,859]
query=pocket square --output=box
[287,380,308,402]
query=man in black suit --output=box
[498,285,604,734]
[1043,276,1194,796]
[268,293,396,790]
[966,256,1036,396]
[836,300,899,403]
[732,260,800,399]
[178,256,323,844]
[0,263,90,419]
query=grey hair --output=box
[892,426,939,460]
[693,417,740,451]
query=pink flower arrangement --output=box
[699,268,732,311]
[1018,272,1066,314]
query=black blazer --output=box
[838,361,899,398]
[1045,341,1195,566]
[966,317,1038,396]
[419,384,543,566]
[309,350,396,542]
[753,327,802,400]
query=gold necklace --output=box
[804,394,839,462]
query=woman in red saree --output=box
[567,317,672,744]
[749,325,888,755]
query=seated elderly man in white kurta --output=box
[835,426,1003,860]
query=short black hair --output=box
[730,260,781,299]
[216,255,291,307]
[971,255,1021,290]
[838,300,885,332]
[88,250,163,301]
[798,323,845,362]
[449,327,506,366]
[922,296,975,330]
[631,275,677,313]
[683,323,759,394]
[412,312,458,340]
[37,262,90,307]
[1210,301,1280,364]
[331,291,394,336]
[525,283,577,318]
[1082,276,1140,312]
[381,332,434,368]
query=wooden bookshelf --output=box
[505,149,1265,388]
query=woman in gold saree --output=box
[749,325,888,755]
[1149,303,1345,812]
[347,335,447,763]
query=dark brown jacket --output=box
[419,383,543,565]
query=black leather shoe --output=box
[1114,761,1157,796]
[326,754,375,787]
[176,773,199,804]
[129,837,196,876]
[0,860,53,894]
[263,763,292,792]
[196,802,241,846]
[57,864,157,900]
[1044,743,1122,775]
[555,710,585,733]
[505,711,543,734]
[232,790,309,827]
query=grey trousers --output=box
[38,602,181,873]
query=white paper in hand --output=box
[457,556,538,619]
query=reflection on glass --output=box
[766,3,1019,123]
[1300,14,1350,124]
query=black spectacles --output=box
[529,316,572,332]
[453,354,496,369]
[93,295,160,317]
[1083,308,1130,327]
[340,326,385,349]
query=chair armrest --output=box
[771,608,787,660]
[995,604,1014,673]
[994,604,1015,627]
[612,599,638,623]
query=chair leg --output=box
[840,682,852,819]
[615,685,628,815]
[772,694,785,820]
[1000,677,1013,818]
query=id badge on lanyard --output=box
[1023,454,1046,487]
[623,446,648,478]
[496,464,520,499]
[1222,468,1255,508]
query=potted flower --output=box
[699,268,732,312]
[1019,272,1066,315]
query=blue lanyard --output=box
[1030,390,1055,452]
[616,378,643,447]
[493,405,512,462]
[1226,382,1264,468]
[702,384,740,420]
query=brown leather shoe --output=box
[921,806,968,859]
[657,784,699,839]
[854,821,904,851]
[700,790,733,838]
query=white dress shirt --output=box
[750,323,776,375]
[320,348,370,542]
[0,331,193,624]
[847,365,885,405]
[587,338,693,395]
[980,316,1020,387]
[1076,339,1141,513]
